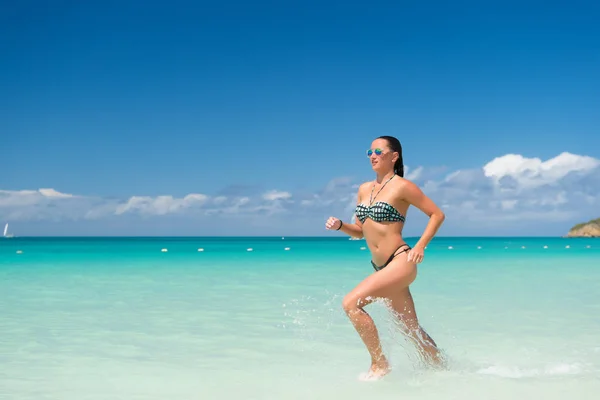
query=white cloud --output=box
[262,190,292,201]
[0,188,74,208]
[115,194,208,216]
[0,189,103,221]
[483,152,600,188]
[404,166,423,181]
[38,188,74,198]
[1,152,599,235]
[212,196,227,204]
[417,153,600,230]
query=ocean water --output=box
[1,236,599,400]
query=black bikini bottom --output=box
[371,243,412,272]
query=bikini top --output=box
[355,174,406,224]
[355,201,406,223]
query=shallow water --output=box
[1,236,598,399]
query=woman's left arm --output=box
[401,181,446,263]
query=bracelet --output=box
[336,220,343,230]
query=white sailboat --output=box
[3,223,14,238]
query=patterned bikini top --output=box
[355,201,406,223]
[355,174,406,224]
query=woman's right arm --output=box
[325,184,365,239]
[337,218,364,239]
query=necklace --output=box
[369,174,395,205]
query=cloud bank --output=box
[1,152,598,236]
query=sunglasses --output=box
[366,148,384,157]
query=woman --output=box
[325,135,446,380]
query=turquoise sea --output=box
[1,236,599,399]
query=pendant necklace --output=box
[369,174,395,205]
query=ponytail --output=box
[377,135,404,177]
[395,161,404,177]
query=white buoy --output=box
[543,245,548,249]
[521,246,526,249]
[448,246,453,250]
[565,245,570,249]
[360,246,366,250]
[198,248,204,252]
[586,245,591,248]
[477,246,481,249]
[161,248,168,252]
[16,250,23,254]
[284,247,290,251]
[247,248,253,252]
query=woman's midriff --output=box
[363,223,407,266]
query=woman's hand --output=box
[407,245,425,264]
[325,216,342,231]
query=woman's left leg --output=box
[342,255,418,378]
[386,285,444,367]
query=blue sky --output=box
[2,1,599,236]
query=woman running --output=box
[326,135,446,379]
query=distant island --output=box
[566,217,600,237]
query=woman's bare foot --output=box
[427,349,449,370]
[359,359,391,381]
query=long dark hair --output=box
[377,135,404,177]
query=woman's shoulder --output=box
[355,181,372,201]
[394,175,417,187]
[389,176,420,196]
[391,176,426,203]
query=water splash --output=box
[477,363,584,379]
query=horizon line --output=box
[1,235,584,239]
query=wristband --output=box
[336,220,343,230]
